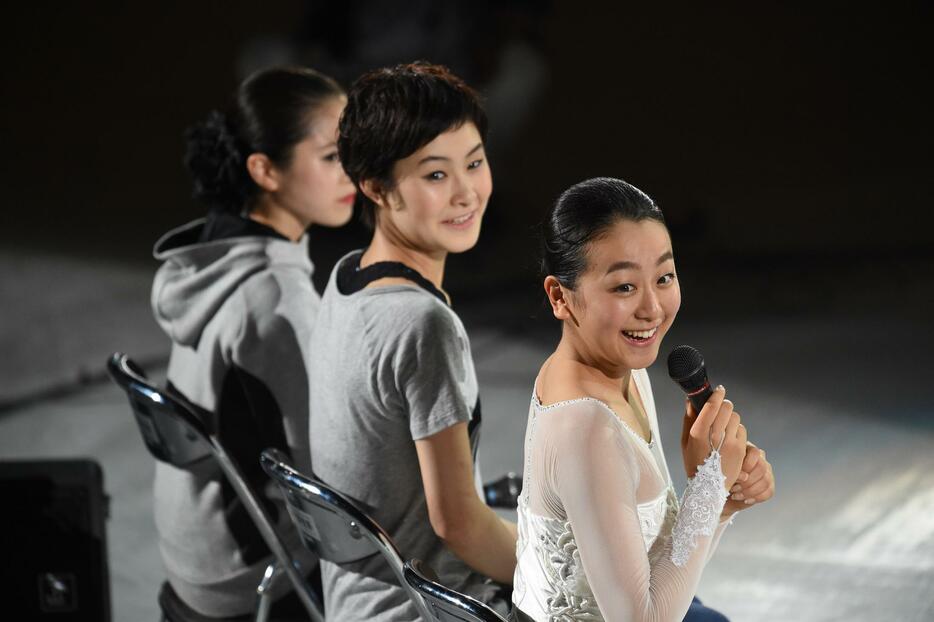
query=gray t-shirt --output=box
[309,251,495,621]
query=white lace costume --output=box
[513,369,732,621]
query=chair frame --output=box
[107,352,324,622]
[260,448,435,621]
[403,559,507,622]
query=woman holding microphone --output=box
[511,177,775,621]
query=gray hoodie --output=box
[150,214,317,617]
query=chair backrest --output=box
[107,353,212,467]
[259,448,389,564]
[107,353,324,622]
[403,559,508,622]
[260,448,434,620]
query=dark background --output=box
[2,7,932,618]
[3,1,932,318]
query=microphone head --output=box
[667,345,709,393]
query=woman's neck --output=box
[361,223,447,289]
[552,332,633,399]
[248,196,306,242]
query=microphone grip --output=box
[686,381,713,414]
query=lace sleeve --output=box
[670,450,728,566]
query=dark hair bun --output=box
[182,67,344,213]
[183,110,251,211]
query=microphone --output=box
[667,345,714,413]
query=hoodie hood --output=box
[151,218,312,347]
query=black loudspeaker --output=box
[0,460,111,622]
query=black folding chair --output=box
[107,353,324,622]
[260,448,436,620]
[403,559,508,622]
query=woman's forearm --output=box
[438,498,518,584]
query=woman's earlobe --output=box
[551,295,565,319]
[551,300,580,327]
[544,278,568,319]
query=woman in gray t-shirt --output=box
[309,62,517,621]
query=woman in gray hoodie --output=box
[150,66,355,618]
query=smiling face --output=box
[368,122,492,256]
[558,218,681,373]
[273,96,356,228]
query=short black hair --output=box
[338,61,488,228]
[184,66,344,212]
[542,177,667,289]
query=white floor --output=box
[2,256,933,621]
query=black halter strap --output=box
[337,252,449,306]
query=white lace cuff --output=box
[670,450,727,567]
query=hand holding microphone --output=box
[668,345,776,511]
[668,345,746,489]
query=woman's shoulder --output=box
[533,365,636,443]
[534,359,609,412]
[533,395,640,481]
[364,285,460,332]
[224,261,317,348]
[533,391,622,439]
[239,264,316,312]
